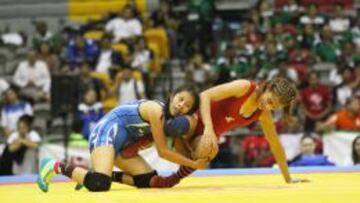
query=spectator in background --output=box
[267,59,299,85]
[280,0,303,23]
[300,72,332,133]
[328,3,351,34]
[338,42,360,69]
[38,42,60,74]
[131,37,152,97]
[95,34,125,73]
[256,42,285,79]
[297,24,317,49]
[350,15,360,49]
[316,97,360,132]
[299,4,326,30]
[112,67,145,105]
[0,115,40,175]
[352,136,360,165]
[313,25,341,63]
[289,136,334,167]
[67,32,99,70]
[1,87,33,137]
[32,21,60,53]
[78,62,106,103]
[78,88,104,140]
[151,0,179,58]
[13,50,51,102]
[105,5,142,43]
[335,68,355,107]
[240,133,275,168]
[185,52,213,91]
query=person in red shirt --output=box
[241,133,275,167]
[300,71,333,133]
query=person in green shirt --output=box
[313,25,341,63]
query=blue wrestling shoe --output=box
[37,158,57,192]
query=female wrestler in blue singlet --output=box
[37,85,207,192]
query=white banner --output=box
[323,131,359,166]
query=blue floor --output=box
[1,166,359,184]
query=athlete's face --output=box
[257,91,284,111]
[170,91,194,116]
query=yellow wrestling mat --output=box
[1,168,359,203]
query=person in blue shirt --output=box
[67,32,99,69]
[78,88,105,140]
[37,85,207,192]
[289,136,335,167]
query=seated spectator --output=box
[67,32,99,69]
[256,42,286,78]
[78,62,107,103]
[280,0,303,23]
[313,25,341,63]
[105,5,142,43]
[328,3,351,34]
[338,42,360,69]
[13,50,51,102]
[300,72,332,133]
[316,97,360,132]
[1,87,33,137]
[299,4,326,30]
[352,136,360,165]
[289,136,334,167]
[297,24,317,49]
[78,88,104,140]
[335,68,355,107]
[0,115,40,175]
[38,42,60,74]
[112,67,145,105]
[95,34,125,73]
[350,15,360,49]
[151,0,179,57]
[267,59,299,85]
[32,21,60,53]
[185,52,213,91]
[241,133,275,168]
[131,37,152,97]
[131,37,152,74]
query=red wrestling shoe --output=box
[150,174,181,188]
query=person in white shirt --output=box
[105,5,142,42]
[0,115,40,175]
[13,50,51,101]
[299,4,326,29]
[112,67,145,105]
[1,87,33,137]
[95,35,125,73]
[328,4,350,33]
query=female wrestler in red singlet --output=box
[149,77,308,187]
[108,78,307,188]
